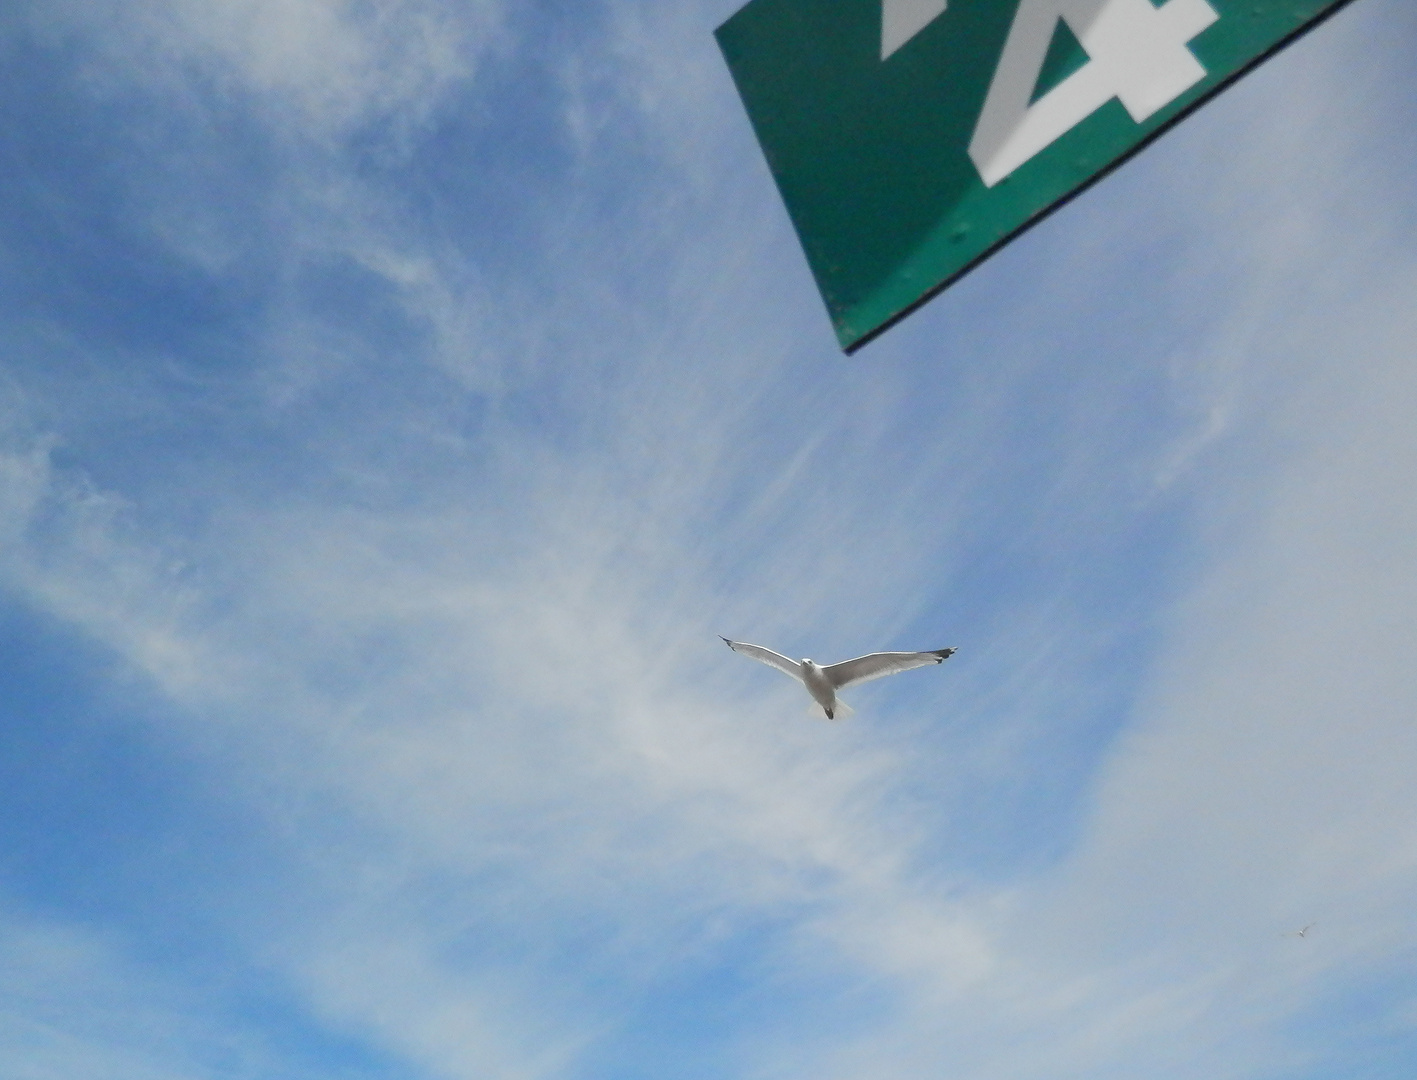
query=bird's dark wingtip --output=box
[720,636,734,647]
[934,647,957,661]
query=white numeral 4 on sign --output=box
[882,0,949,59]
[968,0,1219,187]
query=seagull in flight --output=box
[721,637,956,719]
[1283,923,1316,939]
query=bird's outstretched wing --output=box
[720,638,804,683]
[824,647,955,690]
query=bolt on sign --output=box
[716,0,1360,352]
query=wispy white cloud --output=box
[0,907,285,1080]
[27,0,503,143]
[1,1,1415,1078]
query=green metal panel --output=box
[716,0,1361,352]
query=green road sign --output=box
[716,0,1360,352]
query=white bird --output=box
[721,637,956,719]
[1283,923,1316,939]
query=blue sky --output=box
[2,1,1416,1078]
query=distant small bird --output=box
[721,637,956,719]
[1283,923,1316,939]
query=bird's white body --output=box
[800,660,837,716]
[721,637,956,719]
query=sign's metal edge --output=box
[838,0,1365,355]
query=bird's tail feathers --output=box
[807,700,854,721]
